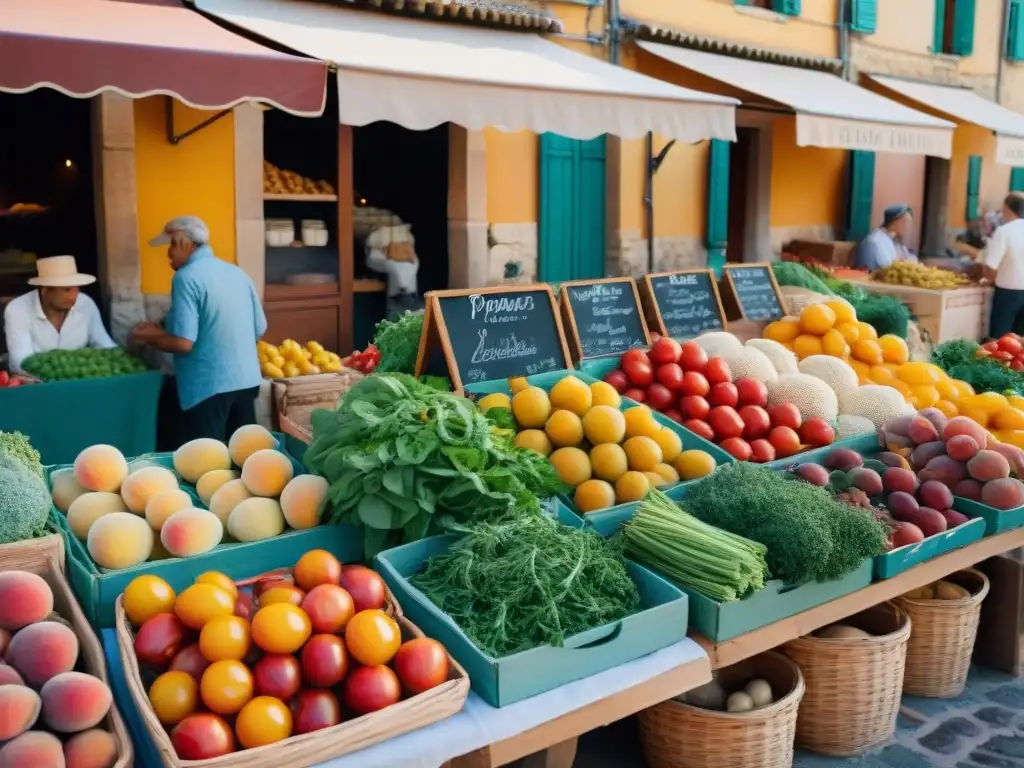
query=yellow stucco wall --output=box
[485,129,538,223]
[947,122,1011,229]
[769,116,845,229]
[134,98,236,295]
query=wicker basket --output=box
[115,571,469,768]
[637,651,804,768]
[895,568,990,698]
[783,602,910,757]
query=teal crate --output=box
[951,495,1024,535]
[374,531,689,708]
[873,511,986,580]
[763,432,884,471]
[577,355,623,380]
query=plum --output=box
[849,468,883,496]
[981,477,1024,510]
[884,414,915,439]
[911,441,947,471]
[907,415,940,446]
[919,456,967,486]
[824,449,864,472]
[946,434,980,462]
[878,452,912,471]
[951,479,984,501]
[917,407,950,437]
[967,450,1011,483]
[794,463,830,487]
[887,491,920,521]
[907,507,948,537]
[939,508,971,528]
[918,480,954,512]
[891,521,925,548]
[883,467,917,495]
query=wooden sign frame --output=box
[640,269,728,339]
[722,263,786,323]
[413,284,573,395]
[558,277,651,363]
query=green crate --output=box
[374,527,689,708]
[950,495,1024,535]
[577,355,623,380]
[762,432,884,471]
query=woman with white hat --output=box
[3,255,117,373]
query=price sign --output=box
[559,277,650,361]
[414,285,572,393]
[724,264,785,322]
[641,270,727,340]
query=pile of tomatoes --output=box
[601,337,834,462]
[341,344,381,374]
[123,550,451,760]
[977,333,1024,371]
[0,371,33,388]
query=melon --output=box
[692,331,743,357]
[837,414,877,441]
[839,385,916,430]
[745,338,799,375]
[798,355,860,400]
[767,373,839,422]
[719,347,778,383]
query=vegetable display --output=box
[976,333,1024,372]
[341,343,380,374]
[371,312,424,375]
[933,338,1024,396]
[258,339,342,378]
[872,261,969,290]
[21,347,147,381]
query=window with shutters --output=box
[934,0,975,55]
[846,151,876,242]
[1011,167,1024,193]
[706,139,730,276]
[849,0,877,34]
[1008,0,1024,61]
[734,0,800,14]
[966,155,983,222]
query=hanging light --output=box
[64,159,72,168]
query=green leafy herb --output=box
[772,262,836,295]
[933,339,1024,394]
[372,313,424,374]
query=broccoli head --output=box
[0,432,42,478]
[0,454,51,544]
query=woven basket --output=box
[895,568,990,698]
[637,651,804,768]
[784,602,910,757]
[116,571,468,768]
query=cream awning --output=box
[191,0,737,142]
[869,75,1024,166]
[636,42,955,158]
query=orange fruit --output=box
[573,479,616,513]
[960,406,990,427]
[589,381,622,408]
[868,365,896,385]
[792,335,824,359]
[615,471,651,503]
[623,436,663,472]
[763,318,801,343]
[251,603,312,654]
[820,329,850,358]
[965,392,1010,415]
[511,387,552,428]
[623,406,660,439]
[954,380,976,399]
[345,609,402,666]
[259,585,306,607]
[851,339,883,366]
[549,447,592,487]
[652,428,683,463]
[199,615,251,662]
[897,361,940,386]
[515,429,552,456]
[549,376,592,416]
[653,463,680,484]
[149,670,198,726]
[673,450,716,481]
[856,321,878,341]
[848,359,871,384]
[294,550,342,591]
[834,322,861,344]
[934,400,959,418]
[909,385,940,409]
[589,444,628,482]
[235,696,293,749]
[123,575,176,626]
[200,660,254,715]
[799,303,837,335]
[545,410,584,448]
[936,378,961,402]
[878,335,909,365]
[825,299,856,325]
[175,584,235,631]
[195,572,237,600]
[582,405,626,445]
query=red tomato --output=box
[800,417,836,448]
[683,419,715,442]
[719,437,752,461]
[301,634,349,689]
[734,377,768,408]
[0,371,8,387]
[645,384,675,411]
[709,382,739,408]
[621,349,651,368]
[170,644,210,683]
[749,439,777,463]
[655,363,684,391]
[394,638,449,696]
[768,426,801,458]
[1000,335,1024,355]
[291,689,342,734]
[708,406,744,440]
[650,332,662,342]
[678,342,708,373]
[680,395,711,421]
[623,359,654,387]
[171,714,236,759]
[339,566,387,614]
[135,613,188,668]
[704,357,732,385]
[649,338,682,365]
[983,340,1000,353]
[663,409,684,423]
[738,405,771,440]
[604,370,629,393]
[681,371,710,398]
[1012,359,1024,372]
[624,388,646,402]
[768,403,802,430]
[343,666,402,715]
[995,350,1014,362]
[253,654,302,701]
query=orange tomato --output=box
[235,696,293,749]
[195,572,238,600]
[251,603,312,654]
[344,609,401,666]
[259,586,305,607]
[199,615,251,662]
[175,584,235,630]
[293,550,343,591]
[201,660,254,715]
[149,670,198,726]
[123,575,176,627]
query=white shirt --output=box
[366,248,419,297]
[984,218,1024,290]
[3,290,117,373]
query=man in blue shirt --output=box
[853,205,917,271]
[130,216,267,443]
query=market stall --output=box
[849,277,993,344]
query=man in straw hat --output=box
[3,255,117,373]
[131,216,266,443]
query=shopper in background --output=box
[130,216,266,443]
[982,194,1024,336]
[853,205,916,271]
[3,255,116,373]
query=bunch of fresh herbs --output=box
[371,313,423,374]
[933,339,1024,394]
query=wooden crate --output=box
[852,282,992,343]
[270,370,364,437]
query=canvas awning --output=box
[869,75,1024,166]
[636,42,955,158]
[191,0,738,142]
[0,0,326,115]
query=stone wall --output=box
[771,224,836,255]
[486,222,537,285]
[607,229,707,276]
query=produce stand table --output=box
[691,526,1024,671]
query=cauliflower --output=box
[0,454,51,545]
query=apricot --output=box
[991,442,1024,475]
[968,450,1012,483]
[119,466,178,514]
[0,685,41,740]
[173,439,231,485]
[63,729,119,768]
[195,469,239,507]
[0,731,64,767]
[67,493,128,540]
[228,424,277,467]
[6,622,79,686]
[280,475,328,530]
[240,449,294,498]
[50,468,87,513]
[227,497,285,542]
[86,513,154,570]
[982,477,1024,510]
[40,672,112,733]
[943,416,989,449]
[160,509,224,558]
[0,665,24,686]
[0,572,53,630]
[73,445,129,493]
[144,489,192,532]
[208,479,253,526]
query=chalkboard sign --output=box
[724,264,785,322]
[559,278,650,361]
[641,270,727,340]
[414,285,572,393]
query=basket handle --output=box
[562,621,624,650]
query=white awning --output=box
[636,42,955,158]
[191,0,738,142]
[869,75,1024,166]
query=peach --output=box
[910,441,947,470]
[952,478,984,501]
[991,442,1024,475]
[6,622,79,687]
[0,731,64,767]
[240,450,294,498]
[160,509,224,558]
[67,493,128,541]
[280,475,328,530]
[907,415,939,446]
[0,628,10,655]
[227,497,285,542]
[967,450,1011,483]
[946,434,980,462]
[73,445,128,493]
[228,425,278,468]
[40,672,112,733]
[982,477,1024,510]
[63,729,118,768]
[918,455,967,486]
[0,665,24,686]
[0,685,41,740]
[943,416,989,449]
[144,489,192,532]
[50,469,87,513]
[0,572,53,630]
[119,466,178,514]
[173,439,231,485]
[86,513,154,570]
[196,469,239,507]
[208,479,253,526]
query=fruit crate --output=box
[950,496,1024,535]
[463,369,733,538]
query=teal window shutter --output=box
[706,139,730,277]
[933,0,946,52]
[966,155,983,221]
[846,151,876,242]
[850,0,878,33]
[1008,0,1024,60]
[951,0,976,55]
[773,0,801,14]
[1011,167,1024,192]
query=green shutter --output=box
[933,0,946,52]
[706,139,730,277]
[1011,167,1024,192]
[576,137,607,281]
[846,151,876,242]
[966,155,983,221]
[951,0,976,55]
[773,0,801,15]
[850,0,878,33]
[1008,0,1024,61]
